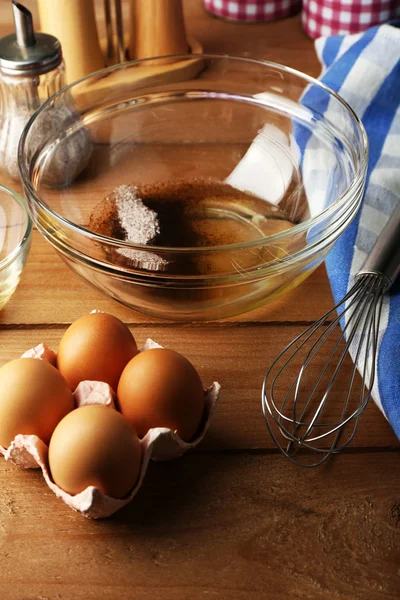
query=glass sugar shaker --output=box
[0,1,65,180]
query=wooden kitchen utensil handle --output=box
[38,0,105,84]
[130,0,190,60]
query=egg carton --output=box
[0,339,220,519]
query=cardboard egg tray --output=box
[0,339,220,519]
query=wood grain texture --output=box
[0,453,399,600]
[0,326,397,450]
[183,4,320,77]
[0,232,334,325]
[0,3,398,599]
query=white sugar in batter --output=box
[114,185,166,270]
[114,185,160,245]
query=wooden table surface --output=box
[0,2,399,599]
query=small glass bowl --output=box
[19,55,367,321]
[0,185,32,310]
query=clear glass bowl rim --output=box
[0,184,32,271]
[18,53,369,254]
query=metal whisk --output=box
[262,202,400,466]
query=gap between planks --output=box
[0,320,331,331]
[1,325,398,450]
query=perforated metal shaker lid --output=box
[0,1,62,76]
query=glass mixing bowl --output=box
[0,185,32,310]
[19,55,367,321]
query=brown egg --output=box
[57,312,138,392]
[48,405,142,498]
[0,358,74,448]
[117,348,205,442]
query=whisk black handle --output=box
[357,201,400,288]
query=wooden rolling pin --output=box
[38,0,105,84]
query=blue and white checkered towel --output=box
[315,23,400,437]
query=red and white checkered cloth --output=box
[302,0,400,38]
[202,0,301,22]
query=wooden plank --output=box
[0,452,399,600]
[0,326,397,449]
[2,3,397,600]
[183,5,320,78]
[1,231,334,325]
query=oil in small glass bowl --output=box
[0,185,32,310]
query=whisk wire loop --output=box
[262,272,388,466]
[266,276,369,432]
[303,276,384,442]
[264,281,368,422]
[291,277,372,436]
